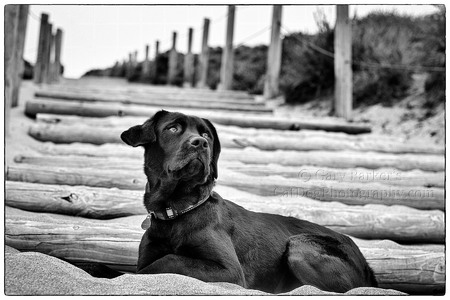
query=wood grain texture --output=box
[5,181,444,243]
[35,140,443,172]
[25,99,371,133]
[33,91,270,112]
[5,206,444,293]
[30,118,444,155]
[7,164,444,211]
[15,154,445,188]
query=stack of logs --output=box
[5,81,445,295]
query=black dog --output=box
[121,110,377,293]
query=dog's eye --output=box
[167,125,179,133]
[202,133,209,139]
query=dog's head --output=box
[121,110,221,186]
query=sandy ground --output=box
[275,74,444,146]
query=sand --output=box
[5,246,405,296]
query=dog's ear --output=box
[203,118,221,179]
[121,110,168,147]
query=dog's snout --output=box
[190,136,208,149]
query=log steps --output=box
[4,84,445,294]
[5,205,445,294]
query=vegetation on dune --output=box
[83,8,445,109]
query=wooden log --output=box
[220,148,444,172]
[42,23,53,84]
[15,154,445,188]
[32,113,400,143]
[197,18,210,89]
[33,91,269,111]
[5,206,141,272]
[334,4,352,120]
[25,99,372,134]
[143,44,150,77]
[5,181,444,243]
[28,120,443,155]
[167,31,178,85]
[7,164,443,210]
[5,206,445,293]
[34,13,49,84]
[351,239,444,294]
[46,79,253,98]
[4,5,19,135]
[46,32,56,83]
[231,135,444,155]
[264,5,282,100]
[27,123,240,148]
[183,27,195,87]
[126,53,133,79]
[218,5,235,91]
[224,162,444,188]
[34,139,444,172]
[5,181,144,219]
[150,40,159,82]
[35,88,265,107]
[11,5,29,107]
[52,28,63,82]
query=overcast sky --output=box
[23,4,439,78]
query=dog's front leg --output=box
[137,232,246,288]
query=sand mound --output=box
[5,246,405,296]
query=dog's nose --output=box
[190,136,208,149]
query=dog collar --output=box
[141,182,211,230]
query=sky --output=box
[23,4,440,78]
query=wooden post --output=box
[42,23,53,84]
[264,5,283,100]
[126,53,133,79]
[53,28,63,82]
[218,5,236,91]
[183,27,195,87]
[334,5,352,120]
[150,40,160,82]
[155,40,160,56]
[34,13,49,84]
[197,18,210,89]
[167,31,178,85]
[143,44,150,77]
[5,5,19,136]
[10,5,29,107]
[46,31,55,84]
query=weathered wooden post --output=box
[264,5,283,100]
[11,5,29,107]
[334,4,352,120]
[197,18,210,89]
[42,22,53,84]
[167,31,178,85]
[183,27,195,87]
[143,44,150,78]
[45,30,55,84]
[52,28,63,82]
[126,52,133,79]
[5,5,19,135]
[150,40,160,82]
[218,5,236,91]
[34,13,49,84]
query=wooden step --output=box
[7,164,444,210]
[5,181,444,243]
[5,206,444,294]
